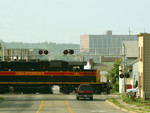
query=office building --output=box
[80,30,138,55]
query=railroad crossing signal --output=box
[119,73,130,78]
[69,49,74,54]
[44,50,49,55]
[120,74,124,78]
[39,50,49,55]
[39,50,43,55]
[63,50,68,55]
[125,74,130,78]
[63,49,74,55]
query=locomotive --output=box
[0,60,110,94]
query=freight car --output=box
[0,60,110,94]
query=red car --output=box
[76,84,93,100]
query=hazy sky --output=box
[0,0,149,44]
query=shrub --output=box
[136,96,144,103]
[121,93,132,103]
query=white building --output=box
[119,41,138,93]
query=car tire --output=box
[76,96,79,100]
[90,97,93,100]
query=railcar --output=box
[0,60,110,94]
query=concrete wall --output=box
[132,61,138,87]
[99,56,120,62]
[122,41,138,58]
[80,35,89,52]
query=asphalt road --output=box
[0,87,127,113]
[0,94,128,113]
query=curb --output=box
[105,100,137,113]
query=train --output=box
[0,60,110,94]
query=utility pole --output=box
[123,43,126,93]
[129,27,131,40]
[120,43,126,102]
[144,28,146,33]
[2,45,5,61]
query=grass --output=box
[0,97,4,102]
[107,97,138,111]
[111,92,121,95]
[121,93,150,106]
[107,98,125,108]
[107,93,150,113]
[144,106,150,109]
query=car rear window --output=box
[79,85,92,91]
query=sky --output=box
[0,0,150,44]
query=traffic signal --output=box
[39,50,43,55]
[63,50,68,55]
[120,74,124,78]
[44,50,49,55]
[125,74,130,78]
[69,49,74,54]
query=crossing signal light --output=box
[120,74,124,78]
[63,50,68,55]
[39,50,43,55]
[69,49,74,54]
[125,74,130,78]
[44,50,49,55]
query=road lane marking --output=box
[36,100,43,113]
[66,100,73,113]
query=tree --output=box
[108,59,122,93]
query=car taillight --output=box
[78,91,84,93]
[87,91,93,94]
[78,91,93,93]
